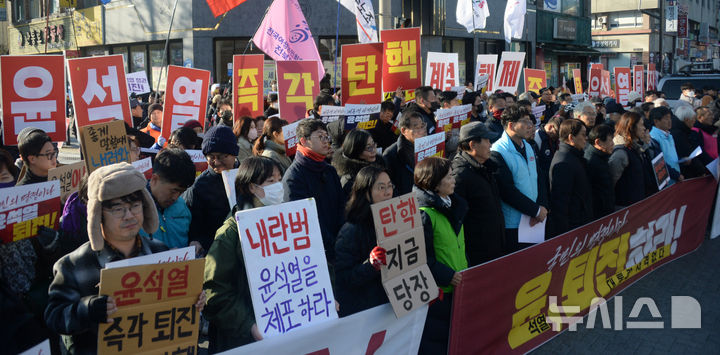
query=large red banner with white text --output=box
[1,55,66,145]
[614,67,631,105]
[449,176,717,354]
[162,65,210,139]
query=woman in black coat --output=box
[331,129,385,196]
[334,166,394,317]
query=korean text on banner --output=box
[126,71,151,95]
[79,120,130,174]
[277,61,320,123]
[282,119,301,156]
[319,105,346,124]
[588,69,601,97]
[572,69,582,94]
[652,152,670,190]
[613,67,631,105]
[162,65,210,139]
[252,0,324,78]
[341,43,383,105]
[425,52,459,91]
[0,180,61,244]
[414,132,445,164]
[448,176,717,354]
[590,63,604,70]
[381,28,422,93]
[132,157,152,180]
[434,107,455,133]
[523,68,546,95]
[98,259,205,354]
[345,103,381,130]
[632,65,644,98]
[226,303,427,355]
[647,63,657,91]
[48,161,87,203]
[1,55,66,145]
[186,149,208,175]
[235,198,338,338]
[233,54,264,119]
[494,52,525,94]
[601,70,611,99]
[338,0,379,44]
[475,54,498,92]
[68,55,132,128]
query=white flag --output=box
[339,0,378,43]
[456,0,490,33]
[503,0,527,43]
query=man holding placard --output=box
[45,163,206,354]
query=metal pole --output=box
[471,1,478,85]
[153,0,180,102]
[333,0,341,94]
[658,0,664,73]
[43,0,50,53]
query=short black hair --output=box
[641,102,654,113]
[153,148,196,188]
[500,104,528,128]
[380,100,395,112]
[559,119,585,143]
[101,190,144,209]
[649,106,671,122]
[415,86,434,102]
[680,82,694,92]
[218,98,232,108]
[18,129,52,162]
[461,91,479,106]
[398,110,424,129]
[313,92,335,111]
[296,118,327,140]
[341,129,372,160]
[414,156,451,192]
[559,93,571,102]
[488,94,505,108]
[516,99,532,108]
[235,156,280,199]
[169,126,199,150]
[438,91,458,105]
[588,123,613,144]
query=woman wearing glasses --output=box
[332,129,385,196]
[16,128,57,186]
[334,166,393,317]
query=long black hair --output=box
[341,129,372,160]
[345,165,388,224]
[235,156,281,202]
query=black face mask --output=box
[430,102,441,112]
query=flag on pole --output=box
[456,0,490,33]
[503,0,526,44]
[339,0,378,43]
[205,0,248,17]
[252,0,325,78]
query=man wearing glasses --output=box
[16,127,58,186]
[283,118,345,265]
[46,162,205,354]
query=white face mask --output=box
[685,91,695,98]
[248,129,258,141]
[258,182,284,206]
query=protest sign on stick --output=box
[0,180,61,244]
[79,120,130,174]
[414,132,445,164]
[48,161,87,203]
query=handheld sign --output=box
[48,161,87,203]
[341,43,383,105]
[185,149,208,176]
[126,71,151,94]
[131,157,152,180]
[381,27,422,101]
[233,54,265,119]
[277,61,320,123]
[475,54,498,92]
[425,52,459,91]
[344,103,381,130]
[235,199,338,338]
[0,180,61,244]
[282,119,302,157]
[572,68,583,94]
[162,65,211,139]
[79,120,130,174]
[318,105,345,124]
[493,52,525,94]
[414,132,445,164]
[221,168,239,210]
[652,152,670,190]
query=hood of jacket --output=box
[413,186,468,232]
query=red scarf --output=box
[297,144,326,162]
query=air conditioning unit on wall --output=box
[597,16,608,24]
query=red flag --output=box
[205,0,248,17]
[1,55,66,145]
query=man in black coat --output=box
[283,119,346,264]
[383,111,427,195]
[548,119,593,237]
[670,105,705,178]
[452,122,505,266]
[369,100,401,150]
[403,86,439,135]
[584,124,615,219]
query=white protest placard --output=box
[451,104,472,129]
[570,94,585,103]
[382,264,438,318]
[434,107,455,133]
[678,146,702,163]
[185,149,208,175]
[282,119,302,156]
[0,180,61,244]
[711,176,720,239]
[221,168,239,210]
[235,198,338,338]
[20,339,51,355]
[425,52,459,91]
[475,55,497,92]
[223,303,427,355]
[493,52,525,94]
[345,103,381,130]
[532,104,546,125]
[319,105,346,124]
[451,86,466,101]
[706,158,718,181]
[104,247,195,269]
[414,132,445,164]
[126,71,151,94]
[131,157,152,180]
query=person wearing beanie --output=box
[45,162,206,354]
[140,103,164,144]
[282,118,345,265]
[182,125,239,253]
[183,119,204,135]
[16,127,57,186]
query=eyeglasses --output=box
[103,202,143,218]
[36,149,58,160]
[374,182,394,193]
[365,142,377,152]
[518,119,534,126]
[311,134,332,143]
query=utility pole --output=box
[379,0,392,30]
[658,0,664,73]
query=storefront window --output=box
[442,39,468,84]
[169,42,183,66]
[149,43,166,91]
[130,45,146,73]
[563,0,579,16]
[214,38,268,84]
[112,46,129,73]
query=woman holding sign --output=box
[203,156,283,352]
[334,166,393,317]
[413,157,468,355]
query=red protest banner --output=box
[1,55,66,145]
[425,52,459,91]
[448,176,716,354]
[0,181,61,244]
[277,61,319,123]
[162,65,210,140]
[590,63,604,70]
[68,55,133,128]
[588,69,601,97]
[523,69,546,95]
[341,43,383,105]
[633,65,644,98]
[647,63,657,91]
[613,67,631,105]
[572,69,582,94]
[233,54,264,119]
[381,28,421,94]
[600,70,611,98]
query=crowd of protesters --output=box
[1,75,719,354]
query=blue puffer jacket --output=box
[490,131,539,228]
[140,195,192,249]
